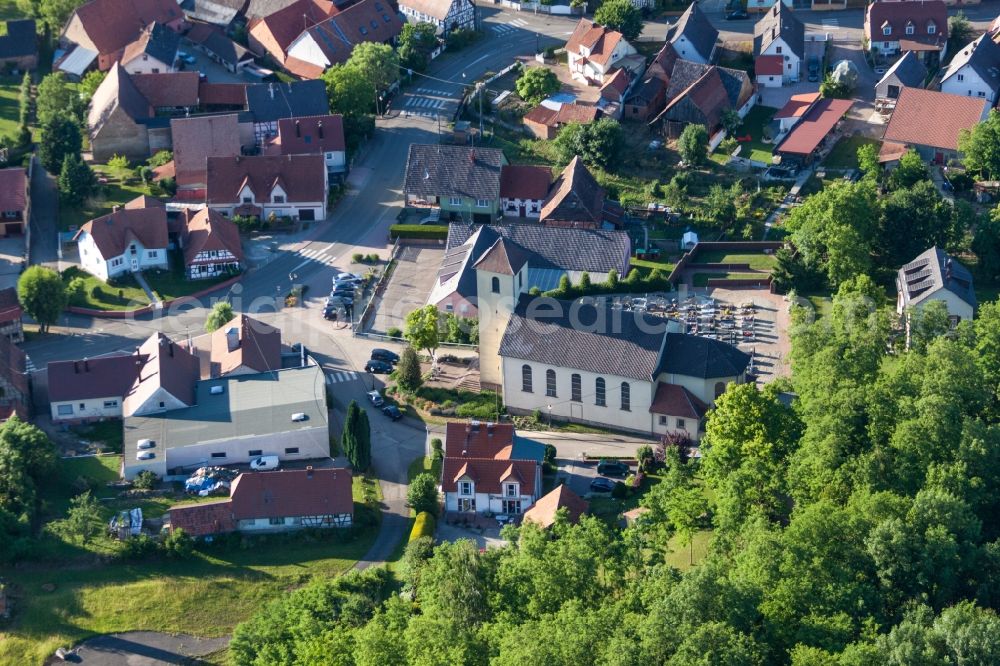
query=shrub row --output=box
[390,224,448,240]
[409,511,436,542]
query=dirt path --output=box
[47,631,229,665]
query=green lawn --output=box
[664,529,713,570]
[70,420,124,454]
[631,258,676,273]
[692,272,768,287]
[0,77,21,140]
[143,252,238,301]
[62,266,151,311]
[823,135,879,170]
[58,165,157,231]
[0,520,378,665]
[694,251,778,270]
[738,105,778,164]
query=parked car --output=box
[336,272,363,284]
[597,460,630,477]
[808,57,821,82]
[590,477,616,493]
[291,412,309,422]
[250,455,280,471]
[367,390,385,407]
[137,450,156,461]
[177,51,196,64]
[383,404,403,420]
[365,359,393,374]
[243,63,273,79]
[370,348,400,364]
[725,9,749,19]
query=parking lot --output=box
[368,245,444,334]
[705,287,791,381]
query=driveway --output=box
[29,155,58,267]
[368,245,444,335]
[55,631,228,665]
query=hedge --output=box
[409,511,436,542]
[390,224,448,240]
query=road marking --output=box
[291,259,311,272]
[327,371,359,384]
[822,18,839,28]
[491,24,514,34]
[510,18,527,27]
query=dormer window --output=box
[272,194,285,204]
[905,22,914,35]
[883,26,892,36]
[927,22,936,34]
[505,483,518,497]
[460,481,473,495]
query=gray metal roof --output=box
[753,2,804,60]
[941,34,1000,95]
[180,0,244,26]
[897,246,976,310]
[656,333,751,379]
[404,144,505,201]
[877,50,928,90]
[246,81,329,123]
[669,2,718,62]
[499,296,670,381]
[124,364,328,456]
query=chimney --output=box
[295,120,301,137]
[317,121,323,139]
[112,205,120,213]
[74,360,79,373]
[306,465,313,478]
[269,82,275,99]
[226,327,239,352]
[84,358,89,372]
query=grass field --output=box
[58,165,157,231]
[665,529,712,570]
[62,266,151,311]
[0,77,21,140]
[692,272,768,287]
[738,105,778,164]
[631,258,676,273]
[143,253,237,301]
[0,521,378,665]
[694,251,778,270]
[823,135,879,170]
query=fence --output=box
[667,241,784,286]
[353,239,401,333]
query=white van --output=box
[250,455,280,471]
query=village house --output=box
[940,34,1000,106]
[48,354,140,423]
[59,0,187,75]
[623,42,677,121]
[650,60,755,147]
[667,2,718,65]
[73,199,169,280]
[754,2,804,86]
[523,484,589,528]
[440,421,544,517]
[263,114,348,178]
[491,295,750,437]
[565,19,639,85]
[245,80,330,144]
[181,0,245,28]
[208,315,282,377]
[0,288,23,344]
[598,68,631,118]
[540,156,623,229]
[206,154,329,221]
[773,91,820,133]
[282,0,404,79]
[180,207,245,279]
[499,165,552,219]
[171,114,247,201]
[169,467,354,536]
[773,96,853,166]
[398,0,475,35]
[427,222,630,318]
[522,103,601,140]
[403,144,507,223]
[896,246,976,327]
[0,167,28,237]
[0,19,38,71]
[881,87,990,164]
[874,51,927,113]
[864,0,948,68]
[247,0,338,66]
[120,22,180,74]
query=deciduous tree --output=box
[38,114,81,173]
[405,305,442,367]
[515,66,560,105]
[593,0,643,41]
[204,301,234,332]
[17,265,66,332]
[677,123,709,166]
[407,472,439,515]
[396,346,422,392]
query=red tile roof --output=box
[0,287,21,325]
[209,314,280,376]
[297,0,404,69]
[171,114,242,188]
[169,499,236,536]
[879,139,909,163]
[524,103,600,128]
[73,206,169,259]
[601,68,629,97]
[774,91,820,119]
[230,468,353,519]
[540,156,606,227]
[198,81,248,107]
[206,154,327,205]
[48,354,141,402]
[252,0,338,57]
[441,457,538,494]
[272,114,345,155]
[883,87,989,151]
[130,72,200,108]
[183,207,245,268]
[649,382,708,419]
[775,97,853,156]
[445,421,517,459]
[0,168,26,214]
[72,0,184,59]
[123,332,200,415]
[499,165,552,201]
[866,0,947,46]
[284,55,326,79]
[566,18,624,68]
[523,484,589,528]
[755,54,783,76]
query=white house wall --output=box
[761,37,800,82]
[51,396,123,422]
[942,66,995,104]
[126,386,190,418]
[286,33,330,70]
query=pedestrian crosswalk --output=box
[296,246,338,267]
[402,92,458,118]
[326,370,359,385]
[25,355,35,373]
[491,18,528,34]
[822,18,839,29]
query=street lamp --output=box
[547,404,552,426]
